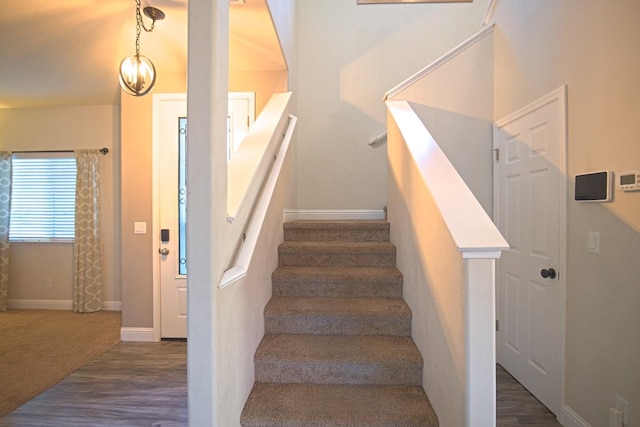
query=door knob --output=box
[159,248,170,256]
[540,268,556,279]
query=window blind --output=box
[9,156,77,241]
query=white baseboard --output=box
[562,404,592,427]
[284,209,386,222]
[120,327,157,342]
[103,301,122,311]
[8,299,122,311]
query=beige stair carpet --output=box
[241,220,438,427]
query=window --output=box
[9,154,77,241]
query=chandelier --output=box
[119,0,165,96]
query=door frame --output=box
[152,93,187,342]
[492,86,568,416]
[150,92,254,340]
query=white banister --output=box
[386,100,507,427]
[227,92,293,221]
[384,25,494,101]
[482,0,498,26]
[219,114,298,289]
[368,131,387,146]
[387,100,507,255]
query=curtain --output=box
[0,153,10,312]
[73,150,103,313]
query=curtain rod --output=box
[11,148,109,155]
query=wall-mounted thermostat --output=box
[618,170,640,192]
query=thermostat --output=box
[618,170,640,192]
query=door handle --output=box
[540,268,556,279]
[159,248,170,256]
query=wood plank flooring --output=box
[0,342,561,426]
[0,342,187,427]
[497,365,562,426]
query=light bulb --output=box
[119,54,156,96]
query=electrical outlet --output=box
[44,279,52,289]
[615,394,629,426]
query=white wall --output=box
[391,28,494,215]
[387,100,505,426]
[387,132,467,426]
[296,0,490,210]
[492,1,640,425]
[187,0,298,425]
[0,105,120,309]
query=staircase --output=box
[240,220,438,427]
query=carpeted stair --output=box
[241,220,438,427]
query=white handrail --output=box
[386,100,508,257]
[384,25,495,101]
[368,131,387,146]
[227,92,292,221]
[387,100,507,427]
[219,114,298,289]
[482,0,498,26]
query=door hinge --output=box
[496,319,499,331]
[492,148,500,162]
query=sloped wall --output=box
[389,28,494,215]
[296,0,491,210]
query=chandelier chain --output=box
[134,0,156,55]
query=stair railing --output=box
[386,99,507,427]
[218,98,298,289]
[368,131,387,146]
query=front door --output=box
[157,95,188,339]
[154,92,255,339]
[494,87,567,415]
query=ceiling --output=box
[0,0,285,109]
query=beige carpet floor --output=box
[0,309,121,417]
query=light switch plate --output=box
[588,231,600,254]
[134,222,147,234]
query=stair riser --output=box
[279,253,396,267]
[241,221,439,427]
[265,316,411,336]
[240,383,439,427]
[284,228,389,242]
[255,361,422,386]
[272,281,402,298]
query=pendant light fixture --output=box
[119,0,165,96]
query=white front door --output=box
[157,95,188,339]
[153,92,254,339]
[494,87,567,415]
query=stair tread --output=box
[272,266,403,298]
[273,266,403,283]
[242,220,438,425]
[280,241,395,251]
[265,296,410,318]
[284,220,389,230]
[256,334,422,365]
[241,383,438,427]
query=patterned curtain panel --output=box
[0,153,10,312]
[73,150,103,313]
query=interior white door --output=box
[158,96,188,339]
[494,87,566,415]
[227,92,255,160]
